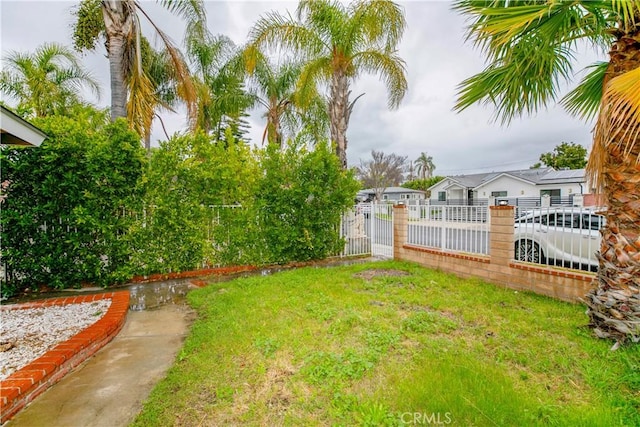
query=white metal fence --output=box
[513,206,604,272]
[340,203,394,258]
[406,205,489,255]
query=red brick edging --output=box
[0,291,130,423]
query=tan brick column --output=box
[489,205,515,266]
[393,204,408,260]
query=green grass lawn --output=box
[132,260,639,426]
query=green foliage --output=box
[72,0,104,52]
[402,176,444,193]
[132,130,258,274]
[0,43,101,118]
[538,142,588,170]
[1,111,145,297]
[0,109,359,295]
[255,140,360,263]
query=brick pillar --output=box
[393,204,408,260]
[489,205,515,266]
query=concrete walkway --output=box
[7,304,194,427]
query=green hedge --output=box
[1,111,359,298]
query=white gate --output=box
[340,202,394,258]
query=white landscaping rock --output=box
[0,300,111,381]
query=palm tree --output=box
[186,33,254,141]
[73,0,206,141]
[454,1,640,343]
[414,152,435,180]
[0,43,100,118]
[243,46,328,149]
[248,0,408,168]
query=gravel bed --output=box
[0,300,111,381]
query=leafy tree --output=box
[414,152,435,180]
[0,43,100,118]
[256,140,360,262]
[538,142,588,170]
[72,0,206,141]
[454,0,640,342]
[357,150,407,202]
[402,176,445,195]
[248,0,408,168]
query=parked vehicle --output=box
[514,207,605,271]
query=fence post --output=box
[489,205,515,266]
[393,203,408,260]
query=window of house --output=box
[383,194,388,200]
[491,191,507,197]
[438,191,446,201]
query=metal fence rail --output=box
[513,206,604,272]
[340,203,393,258]
[406,205,489,255]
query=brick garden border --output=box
[0,291,130,424]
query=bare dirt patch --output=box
[353,269,410,281]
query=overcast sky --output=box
[1,0,605,175]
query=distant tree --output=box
[414,152,435,180]
[0,43,100,118]
[402,176,445,195]
[538,142,588,170]
[358,150,407,201]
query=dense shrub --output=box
[0,113,359,297]
[256,141,360,263]
[1,111,145,297]
[130,131,259,274]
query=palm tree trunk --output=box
[329,70,349,169]
[102,0,133,121]
[585,30,640,343]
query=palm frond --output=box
[347,0,406,52]
[455,30,574,124]
[127,56,156,139]
[588,66,640,193]
[135,3,197,130]
[351,49,407,109]
[561,61,608,121]
[453,1,613,60]
[249,11,327,59]
[296,56,331,109]
[297,0,347,48]
[610,0,640,31]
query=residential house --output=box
[357,187,426,203]
[1,105,47,147]
[428,168,591,206]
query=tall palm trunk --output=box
[329,70,349,169]
[266,98,283,149]
[102,0,134,121]
[585,29,640,343]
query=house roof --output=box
[430,167,585,191]
[358,187,426,195]
[1,105,47,147]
